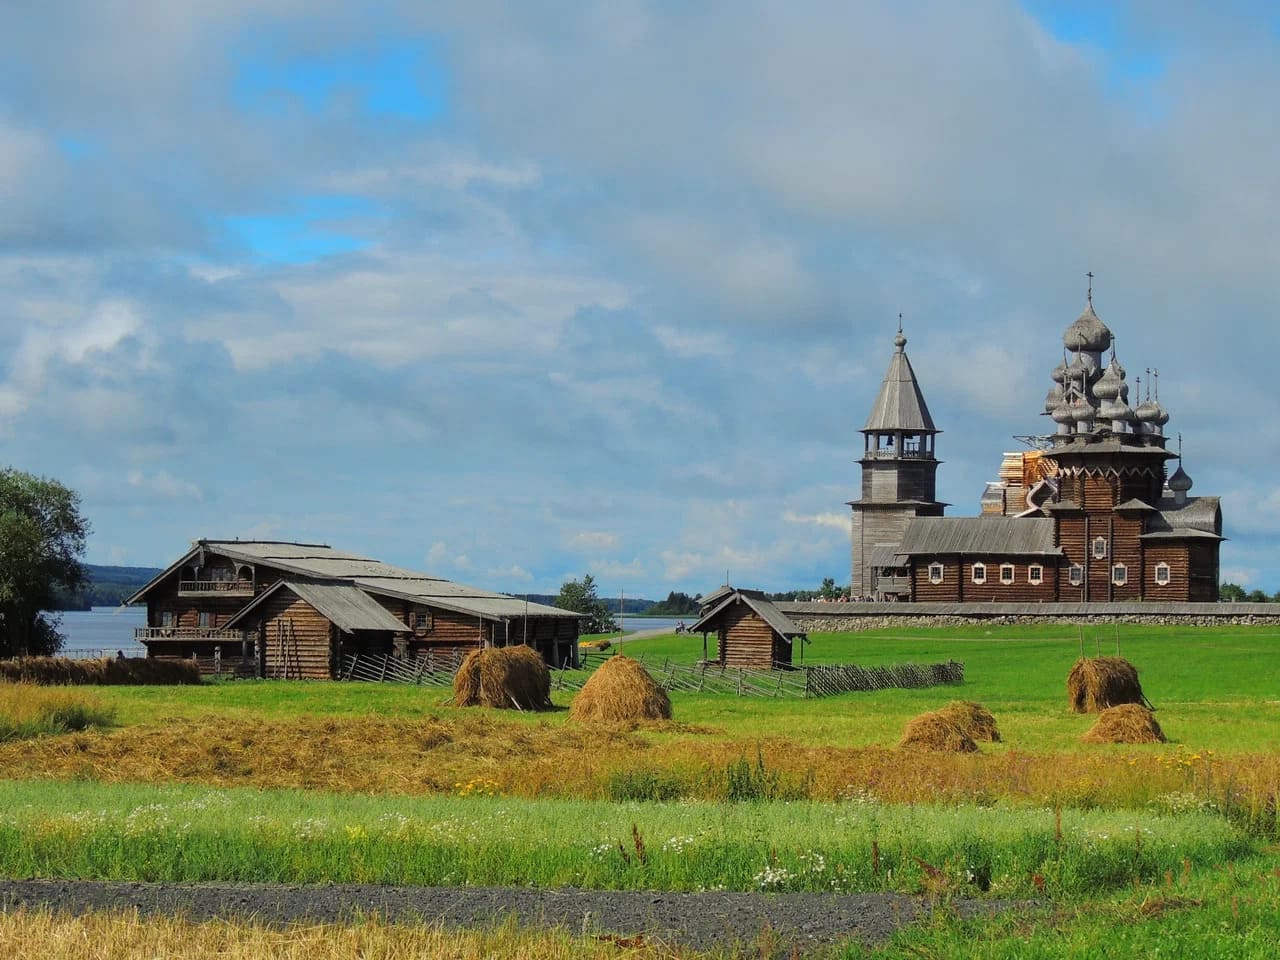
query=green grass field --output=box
[3,620,1280,956]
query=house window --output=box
[198,611,212,628]
[1112,564,1128,586]
[1029,565,1044,585]
[159,610,174,627]
[1069,565,1084,587]
[999,564,1015,585]
[1092,537,1108,560]
[928,563,944,585]
[414,610,432,631]
[1154,563,1171,586]
[971,563,987,585]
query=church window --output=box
[1112,564,1128,586]
[1154,563,1171,586]
[999,564,1015,584]
[1028,565,1044,584]
[971,563,987,584]
[1069,565,1084,586]
[928,563,944,584]
[1092,537,1109,560]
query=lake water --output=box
[51,608,687,659]
[53,606,147,659]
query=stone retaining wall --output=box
[776,601,1280,634]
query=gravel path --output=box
[0,880,1028,953]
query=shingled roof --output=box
[862,334,937,433]
[896,517,1062,557]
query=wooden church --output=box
[849,294,1222,602]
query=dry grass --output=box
[1,711,1276,818]
[1082,704,1168,745]
[898,711,979,753]
[0,908,695,960]
[0,683,116,740]
[934,700,1001,743]
[569,655,672,723]
[1067,657,1149,713]
[0,657,200,686]
[453,646,552,711]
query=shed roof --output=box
[225,580,409,633]
[896,517,1062,557]
[688,588,807,640]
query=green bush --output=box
[724,747,814,802]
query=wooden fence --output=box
[336,650,963,699]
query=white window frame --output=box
[1111,563,1128,586]
[1028,564,1044,585]
[1154,562,1171,586]
[414,610,433,631]
[927,562,944,585]
[999,563,1015,585]
[971,562,987,585]
[198,610,213,628]
[1092,537,1109,560]
[1069,564,1085,587]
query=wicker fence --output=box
[336,650,963,699]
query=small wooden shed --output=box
[688,587,808,669]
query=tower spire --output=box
[1086,270,1094,305]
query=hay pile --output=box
[0,657,200,686]
[569,655,671,723]
[452,645,552,711]
[1067,656,1150,713]
[1081,703,1167,744]
[898,710,979,752]
[935,700,1001,743]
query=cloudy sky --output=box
[2,1,1278,598]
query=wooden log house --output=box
[688,587,808,669]
[850,293,1222,602]
[127,540,584,677]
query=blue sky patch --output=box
[234,37,448,121]
[224,195,379,263]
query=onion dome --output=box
[1098,397,1131,421]
[1152,401,1170,427]
[1168,463,1193,493]
[1051,397,1075,425]
[1068,395,1095,425]
[1044,383,1064,413]
[1093,364,1123,401]
[1134,396,1161,423]
[894,331,907,351]
[1063,302,1113,353]
[1065,354,1097,386]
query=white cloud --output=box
[783,510,847,531]
[567,530,618,550]
[126,469,203,501]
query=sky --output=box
[2,1,1279,599]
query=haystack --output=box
[935,700,1001,743]
[569,655,671,722]
[452,645,552,711]
[898,710,979,753]
[1066,656,1150,713]
[1081,703,1167,744]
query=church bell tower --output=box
[849,323,946,598]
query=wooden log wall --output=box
[258,591,333,680]
[717,601,779,669]
[910,557,1058,602]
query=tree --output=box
[1219,582,1246,602]
[819,577,839,601]
[554,573,618,634]
[0,468,90,657]
[646,590,701,616]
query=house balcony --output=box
[135,627,248,643]
[875,575,912,593]
[177,580,255,597]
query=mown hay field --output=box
[3,622,1280,955]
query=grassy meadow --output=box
[1,620,1279,955]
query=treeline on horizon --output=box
[49,565,163,611]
